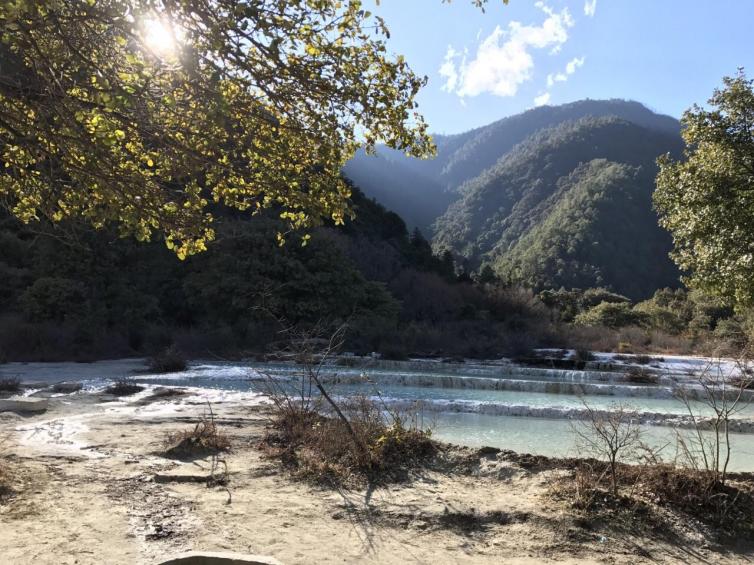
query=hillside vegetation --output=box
[344,100,683,299]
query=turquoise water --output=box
[132,361,754,419]
[429,412,754,472]
[6,357,754,470]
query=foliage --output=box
[574,301,649,329]
[655,71,754,305]
[0,0,433,258]
[431,115,682,299]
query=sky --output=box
[367,0,754,134]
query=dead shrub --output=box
[148,345,187,373]
[263,395,435,486]
[259,321,437,486]
[624,366,659,385]
[571,401,642,496]
[628,464,754,535]
[0,376,20,393]
[163,407,231,458]
[104,378,144,396]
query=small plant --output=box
[163,404,230,458]
[0,376,21,393]
[148,346,187,373]
[625,366,659,385]
[104,378,144,396]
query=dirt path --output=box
[1,391,751,564]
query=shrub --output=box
[574,302,649,329]
[148,346,187,373]
[263,395,436,485]
[104,378,144,396]
[19,277,88,322]
[624,366,659,385]
[164,414,230,457]
[0,376,20,393]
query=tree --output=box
[655,71,754,304]
[0,0,435,258]
[572,400,642,497]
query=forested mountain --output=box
[0,186,546,361]
[343,100,684,299]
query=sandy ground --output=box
[1,388,752,565]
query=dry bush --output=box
[263,396,435,485]
[163,406,231,458]
[148,345,187,373]
[673,356,753,485]
[624,366,659,385]
[104,378,144,396]
[0,376,20,393]
[260,322,435,485]
[571,401,642,496]
[560,356,754,539]
[627,464,754,535]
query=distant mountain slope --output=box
[343,99,684,299]
[492,159,680,299]
[433,116,684,298]
[341,150,451,233]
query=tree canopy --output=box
[0,0,435,258]
[655,71,754,304]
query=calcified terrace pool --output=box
[5,355,754,470]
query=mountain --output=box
[343,99,684,299]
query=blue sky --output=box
[368,0,754,134]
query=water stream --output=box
[4,356,754,470]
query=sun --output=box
[141,17,182,57]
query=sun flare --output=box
[141,17,181,56]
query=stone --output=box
[158,552,282,565]
[0,396,48,414]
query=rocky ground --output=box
[1,387,752,564]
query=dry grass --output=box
[0,376,21,393]
[163,413,230,458]
[554,460,754,541]
[0,438,14,502]
[104,378,144,396]
[262,395,436,486]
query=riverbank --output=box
[1,386,753,564]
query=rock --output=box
[158,552,282,565]
[50,381,83,394]
[0,396,48,414]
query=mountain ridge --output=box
[343,99,684,299]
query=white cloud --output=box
[565,56,585,74]
[439,46,459,93]
[534,92,551,106]
[584,0,597,17]
[546,56,585,87]
[439,2,574,98]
